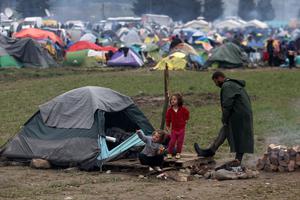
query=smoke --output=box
[222,0,300,21]
[49,0,135,22]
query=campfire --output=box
[257,144,300,172]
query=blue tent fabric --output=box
[189,54,205,66]
[97,133,144,162]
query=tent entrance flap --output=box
[97,133,144,161]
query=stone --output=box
[30,159,51,169]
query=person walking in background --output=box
[194,71,254,165]
[267,38,274,66]
[287,41,296,68]
[166,93,190,159]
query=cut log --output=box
[296,154,300,166]
[30,159,51,169]
[269,151,279,165]
[293,145,300,153]
[288,147,297,158]
[256,158,266,170]
[288,160,295,172]
[258,145,300,172]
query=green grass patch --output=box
[0,68,299,154]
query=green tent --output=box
[63,50,105,67]
[0,47,21,68]
[206,42,248,68]
[0,86,154,170]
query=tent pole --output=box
[160,64,169,130]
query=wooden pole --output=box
[160,64,169,130]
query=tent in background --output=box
[14,28,64,46]
[63,49,106,67]
[68,41,117,52]
[205,42,248,68]
[80,33,97,43]
[0,35,58,68]
[120,30,142,46]
[154,52,187,70]
[0,47,21,68]
[108,47,144,67]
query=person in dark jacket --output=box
[266,38,274,66]
[169,35,182,51]
[287,41,296,68]
[194,71,254,163]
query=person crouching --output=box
[136,129,166,171]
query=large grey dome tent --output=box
[0,86,154,170]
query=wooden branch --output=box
[160,64,169,130]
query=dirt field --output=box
[0,164,299,200]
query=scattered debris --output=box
[257,144,300,172]
[63,167,79,173]
[138,174,146,179]
[156,173,168,180]
[164,170,193,182]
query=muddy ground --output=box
[0,164,299,200]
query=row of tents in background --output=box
[1,14,300,70]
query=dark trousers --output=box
[139,153,164,167]
[268,54,274,66]
[209,126,244,161]
[288,55,295,68]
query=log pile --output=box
[257,144,300,172]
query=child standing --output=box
[136,129,166,171]
[166,93,189,159]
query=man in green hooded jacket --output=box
[194,71,254,163]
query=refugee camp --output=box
[0,0,299,199]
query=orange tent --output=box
[67,41,117,53]
[14,28,64,46]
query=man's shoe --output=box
[194,143,215,157]
[167,154,173,159]
[175,153,181,159]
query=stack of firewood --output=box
[257,144,300,172]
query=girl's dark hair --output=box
[170,93,183,107]
[152,130,167,143]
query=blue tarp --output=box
[97,132,144,161]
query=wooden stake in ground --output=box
[160,64,169,130]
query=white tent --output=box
[214,19,242,30]
[116,27,130,38]
[80,33,97,43]
[120,29,142,46]
[244,19,268,29]
[183,19,209,29]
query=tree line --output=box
[0,0,279,22]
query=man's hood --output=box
[225,78,246,87]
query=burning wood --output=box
[257,144,300,172]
